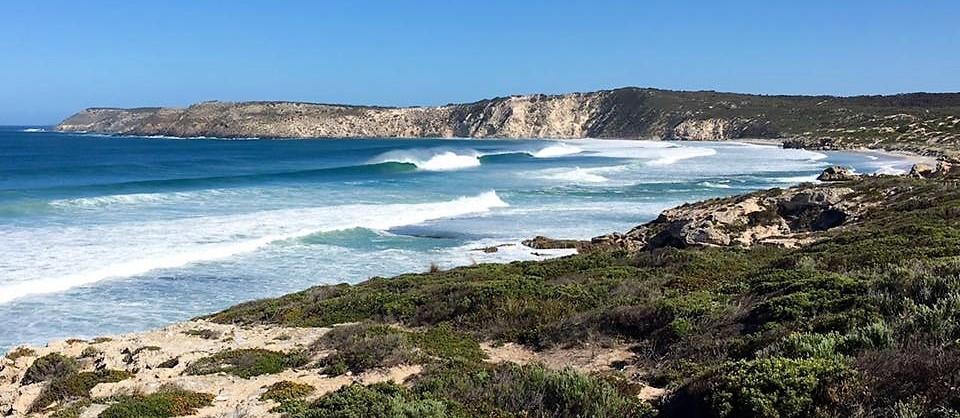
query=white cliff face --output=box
[56,93,612,139]
[672,118,733,140]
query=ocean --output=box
[0,126,916,350]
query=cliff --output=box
[57,88,960,158]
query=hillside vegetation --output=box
[206,175,960,417]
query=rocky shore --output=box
[56,88,960,159]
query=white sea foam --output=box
[539,167,609,183]
[872,165,907,175]
[772,175,820,183]
[646,147,718,166]
[50,190,232,208]
[699,181,732,189]
[531,143,583,158]
[372,149,482,171]
[0,191,508,304]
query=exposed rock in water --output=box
[817,166,858,182]
[521,236,587,250]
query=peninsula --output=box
[57,88,960,159]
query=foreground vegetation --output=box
[207,175,960,417]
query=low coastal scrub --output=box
[97,384,214,418]
[206,176,960,417]
[4,347,35,361]
[261,380,316,403]
[280,362,652,418]
[314,323,484,375]
[185,348,308,378]
[31,369,134,412]
[21,353,78,386]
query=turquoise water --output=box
[0,127,915,350]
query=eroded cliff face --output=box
[56,93,612,139]
[56,88,960,157]
[53,89,771,140]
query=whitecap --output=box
[0,191,508,304]
[646,147,718,166]
[531,143,583,158]
[538,167,609,183]
[699,181,732,189]
[371,149,482,171]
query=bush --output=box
[294,382,459,418]
[698,357,855,418]
[315,323,484,376]
[260,380,315,403]
[21,353,78,385]
[4,347,35,361]
[31,369,133,412]
[316,324,419,375]
[98,385,214,418]
[414,361,653,418]
[185,349,308,378]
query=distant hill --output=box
[57,87,960,159]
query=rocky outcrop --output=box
[817,166,858,182]
[56,89,960,158]
[526,182,873,253]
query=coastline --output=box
[4,171,960,417]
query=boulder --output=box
[936,160,960,177]
[521,236,584,250]
[909,163,936,178]
[817,166,857,182]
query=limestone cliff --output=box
[57,87,960,157]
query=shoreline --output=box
[4,171,960,417]
[46,127,945,166]
[0,137,928,351]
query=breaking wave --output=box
[0,191,509,304]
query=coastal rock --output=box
[936,160,960,176]
[910,163,936,178]
[522,236,586,250]
[585,184,863,251]
[817,166,858,182]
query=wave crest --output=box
[532,143,583,158]
[372,150,482,171]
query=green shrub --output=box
[4,347,35,361]
[98,385,214,418]
[413,324,485,363]
[316,324,419,375]
[21,353,78,385]
[294,382,460,418]
[185,349,308,378]
[31,369,133,412]
[703,357,855,418]
[261,380,315,403]
[414,361,653,418]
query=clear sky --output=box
[2,0,958,124]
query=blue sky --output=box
[2,1,958,124]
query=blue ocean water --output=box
[0,127,916,350]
